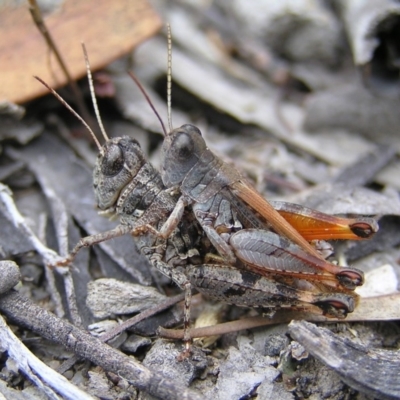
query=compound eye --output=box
[174,132,194,160]
[181,124,202,136]
[101,143,124,176]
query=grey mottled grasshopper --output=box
[159,124,377,292]
[58,133,359,319]
[132,32,379,300]
[50,130,360,343]
[38,38,377,350]
[90,135,359,318]
[35,92,354,344]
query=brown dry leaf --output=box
[0,0,162,104]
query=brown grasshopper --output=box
[37,78,360,349]
[158,128,377,290]
[146,29,378,294]
[38,40,377,350]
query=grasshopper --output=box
[148,29,378,293]
[151,122,377,310]
[158,126,377,290]
[38,86,359,346]
[38,40,377,351]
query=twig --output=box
[0,183,62,267]
[159,314,297,340]
[159,293,400,339]
[58,292,186,374]
[0,314,93,400]
[0,290,202,400]
[28,0,94,132]
[100,292,185,343]
[0,182,84,327]
[289,320,400,399]
[39,180,83,327]
[0,261,21,294]
[37,213,65,318]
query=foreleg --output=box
[54,224,132,267]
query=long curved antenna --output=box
[126,24,173,136]
[167,24,173,132]
[35,76,103,153]
[81,43,109,142]
[127,71,167,136]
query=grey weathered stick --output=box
[289,320,400,400]
[0,261,20,294]
[39,179,83,327]
[0,314,93,400]
[58,292,185,374]
[37,213,65,318]
[0,183,63,267]
[0,182,83,325]
[0,290,201,400]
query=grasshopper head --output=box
[93,136,146,210]
[161,124,207,188]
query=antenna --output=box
[166,24,173,132]
[35,76,103,153]
[127,71,167,136]
[81,43,109,142]
[126,24,173,136]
